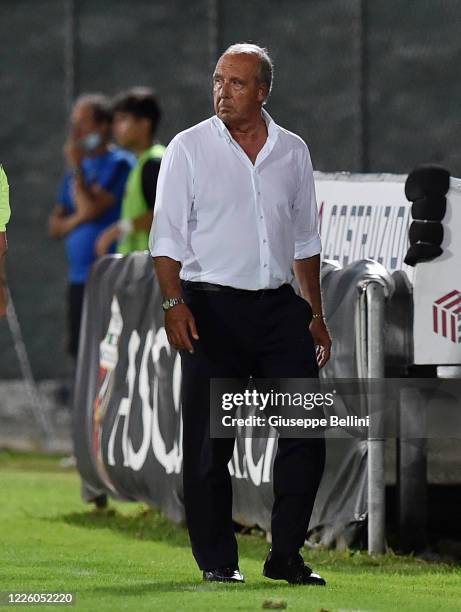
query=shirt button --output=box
[257,191,261,195]
[260,215,263,220]
[263,239,267,243]
[264,264,268,268]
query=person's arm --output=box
[0,232,7,318]
[292,145,331,368]
[95,158,159,255]
[48,203,84,238]
[293,255,323,315]
[48,169,85,237]
[153,256,198,353]
[63,137,118,221]
[150,138,197,352]
[95,210,154,256]
[72,174,117,221]
[126,158,160,231]
[293,255,331,368]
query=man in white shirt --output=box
[150,43,331,585]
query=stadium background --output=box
[1,0,461,379]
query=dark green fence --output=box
[1,0,460,378]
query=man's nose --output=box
[220,80,231,98]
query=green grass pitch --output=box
[0,450,459,611]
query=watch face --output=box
[162,297,183,311]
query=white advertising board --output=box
[411,178,461,365]
[314,172,413,277]
[314,172,461,366]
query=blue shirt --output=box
[57,148,134,283]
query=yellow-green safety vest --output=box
[117,143,165,254]
[0,165,11,232]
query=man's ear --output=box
[257,84,268,104]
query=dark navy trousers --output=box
[180,282,325,570]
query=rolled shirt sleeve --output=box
[293,146,322,259]
[0,165,11,232]
[149,137,193,262]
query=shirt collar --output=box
[213,108,278,143]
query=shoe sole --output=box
[263,568,326,586]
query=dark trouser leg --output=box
[255,287,326,556]
[271,437,325,555]
[181,289,251,570]
[68,283,106,502]
[67,283,85,358]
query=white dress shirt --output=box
[149,109,321,290]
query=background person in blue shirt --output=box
[48,93,134,359]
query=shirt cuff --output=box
[150,237,184,262]
[294,234,322,259]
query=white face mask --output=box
[79,132,102,152]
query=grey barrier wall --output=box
[74,253,396,546]
[1,0,461,379]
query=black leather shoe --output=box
[263,550,326,586]
[203,567,245,583]
[91,494,108,510]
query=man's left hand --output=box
[309,318,332,368]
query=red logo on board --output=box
[433,290,461,343]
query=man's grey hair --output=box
[220,43,274,100]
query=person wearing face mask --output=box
[48,93,134,361]
[0,164,11,319]
[48,93,134,505]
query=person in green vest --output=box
[95,87,165,256]
[0,164,11,319]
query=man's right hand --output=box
[165,304,199,353]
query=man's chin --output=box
[217,109,233,121]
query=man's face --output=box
[70,102,108,143]
[213,53,267,126]
[112,112,147,150]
